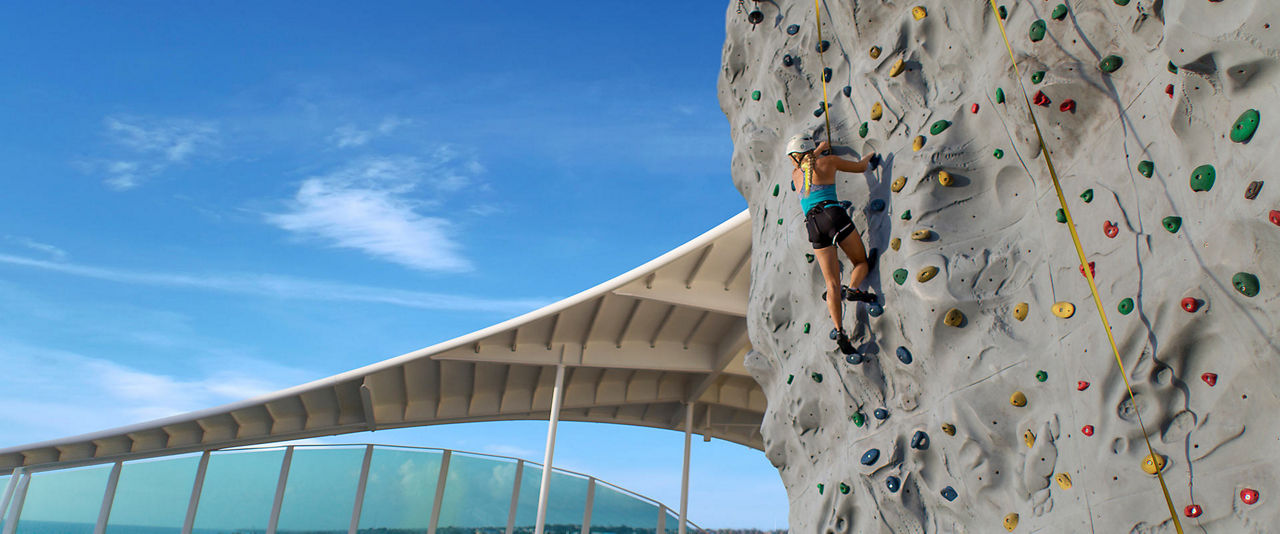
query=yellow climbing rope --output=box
[985,1,1184,532]
[813,0,833,147]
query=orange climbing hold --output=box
[1033,91,1050,107]
[1059,99,1075,112]
[1078,261,1095,278]
[971,103,979,113]
[1081,424,1094,436]
[1077,380,1089,391]
[1269,210,1280,226]
[1103,221,1118,238]
[1181,297,1200,313]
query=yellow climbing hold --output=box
[889,58,905,77]
[891,175,906,192]
[941,422,956,436]
[1052,301,1075,318]
[911,229,932,241]
[1142,453,1166,475]
[869,46,882,59]
[1013,302,1028,321]
[1003,513,1019,531]
[944,308,964,326]
[937,170,953,186]
[917,266,939,282]
[870,102,883,120]
[1055,472,1073,490]
[912,135,925,151]
[1023,429,1036,448]
[1010,391,1027,407]
[912,6,927,20]
[890,237,901,251]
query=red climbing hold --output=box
[1079,261,1095,278]
[971,103,980,113]
[1270,210,1280,226]
[1077,380,1090,391]
[1202,373,1217,386]
[1241,488,1259,505]
[1081,425,1094,436]
[1033,91,1050,107]
[1059,99,1075,112]
[1165,84,1174,98]
[1103,221,1118,238]
[1181,297,1200,313]
[1184,504,1202,518]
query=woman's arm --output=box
[832,152,876,173]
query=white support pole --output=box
[505,460,523,534]
[181,451,211,534]
[581,477,595,534]
[0,467,23,522]
[657,504,667,534]
[266,446,294,534]
[426,450,451,534]
[348,445,374,534]
[93,462,123,534]
[678,402,693,534]
[1,473,30,534]
[533,363,567,534]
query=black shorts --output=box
[805,203,856,249]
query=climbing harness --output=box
[813,0,832,147]
[985,1,1184,531]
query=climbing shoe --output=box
[830,328,857,355]
[844,287,878,303]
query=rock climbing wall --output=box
[718,0,1279,531]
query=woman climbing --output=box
[787,134,878,355]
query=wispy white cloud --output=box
[93,116,218,190]
[267,149,484,272]
[0,253,552,314]
[328,116,410,148]
[2,235,67,260]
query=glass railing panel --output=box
[663,509,680,534]
[513,467,588,534]
[435,453,516,533]
[191,447,285,533]
[13,464,110,534]
[0,473,10,532]
[356,447,442,533]
[105,454,199,534]
[588,483,658,534]
[275,447,365,532]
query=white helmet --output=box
[785,134,816,155]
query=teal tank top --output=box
[800,165,838,214]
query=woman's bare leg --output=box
[837,230,870,290]
[814,246,844,331]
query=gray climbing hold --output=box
[897,346,912,364]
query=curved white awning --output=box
[0,210,762,475]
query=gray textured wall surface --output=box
[718,0,1279,531]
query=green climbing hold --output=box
[751,90,761,101]
[1081,189,1094,203]
[1189,164,1216,192]
[811,372,823,383]
[930,120,952,135]
[1138,160,1154,178]
[1233,272,1260,297]
[1029,20,1047,42]
[1118,297,1134,315]
[776,100,785,113]
[1036,370,1048,382]
[1230,109,1260,143]
[1031,71,1045,84]
[806,253,815,263]
[993,148,1004,159]
[852,412,865,427]
[1099,55,1124,73]
[1162,216,1182,233]
[1114,0,1130,5]
[772,184,780,196]
[996,87,1006,104]
[803,323,811,334]
[1055,208,1067,223]
[901,210,912,220]
[1051,4,1068,20]
[817,483,824,495]
[893,268,908,285]
[777,218,783,225]
[859,122,869,138]
[998,5,1008,19]
[1168,61,1178,74]
[787,374,794,384]
[839,482,850,494]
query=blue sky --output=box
[0,1,780,528]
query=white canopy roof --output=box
[0,210,761,474]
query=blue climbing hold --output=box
[941,486,958,501]
[782,54,794,67]
[911,430,930,450]
[823,67,832,83]
[896,346,912,364]
[868,302,884,317]
[786,24,800,35]
[886,476,901,493]
[846,352,864,364]
[843,86,852,97]
[869,199,885,212]
[861,448,880,465]
[874,408,889,420]
[817,40,829,53]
